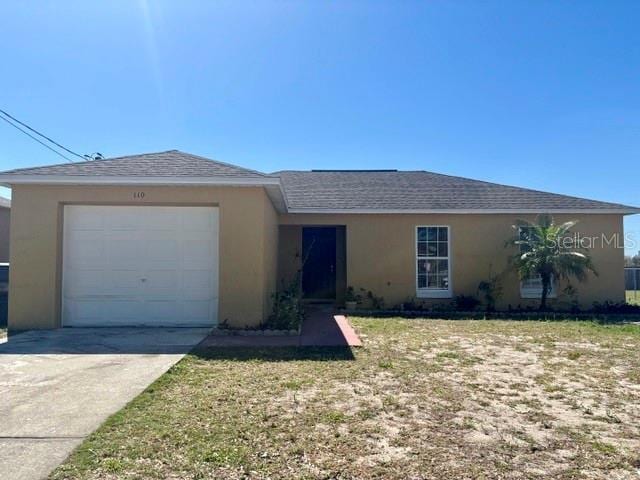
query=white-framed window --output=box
[518,226,556,299]
[416,226,452,298]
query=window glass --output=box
[417,226,450,294]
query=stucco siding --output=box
[8,185,278,330]
[0,207,9,263]
[279,213,625,309]
[262,196,279,321]
[277,225,302,287]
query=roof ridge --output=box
[172,150,267,177]
[97,149,179,162]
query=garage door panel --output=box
[72,299,140,323]
[66,269,106,296]
[107,270,143,294]
[109,302,147,323]
[183,208,217,231]
[183,239,213,265]
[67,232,105,268]
[144,271,181,297]
[144,209,181,230]
[146,237,180,261]
[104,209,140,230]
[144,301,180,319]
[105,234,146,266]
[69,209,104,230]
[69,300,102,321]
[183,300,216,323]
[182,270,216,299]
[63,206,219,327]
[66,298,148,326]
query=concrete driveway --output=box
[0,327,210,480]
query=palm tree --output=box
[507,214,597,310]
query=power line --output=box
[0,108,86,161]
[0,114,73,162]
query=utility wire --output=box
[0,108,86,161]
[0,114,73,162]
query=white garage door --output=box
[62,206,219,327]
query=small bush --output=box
[478,271,503,312]
[562,284,581,313]
[399,297,425,311]
[265,275,305,331]
[357,288,385,310]
[592,301,640,314]
[345,286,362,303]
[453,295,480,311]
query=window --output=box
[416,226,451,298]
[518,226,556,299]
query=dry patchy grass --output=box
[51,319,640,480]
[627,291,639,305]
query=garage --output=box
[62,205,219,327]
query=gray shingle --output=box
[0,150,636,213]
[0,150,268,178]
[276,170,638,212]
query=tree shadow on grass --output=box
[190,345,356,362]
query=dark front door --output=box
[302,227,337,299]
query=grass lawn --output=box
[627,290,640,305]
[52,319,640,480]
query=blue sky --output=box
[0,1,638,254]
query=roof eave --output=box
[285,208,640,215]
[0,174,281,188]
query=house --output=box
[0,196,8,326]
[0,150,637,330]
[0,196,9,263]
[626,267,640,292]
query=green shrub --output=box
[345,286,362,303]
[360,288,385,310]
[265,275,305,330]
[478,272,503,312]
[453,295,480,311]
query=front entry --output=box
[302,227,337,299]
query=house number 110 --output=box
[133,192,145,199]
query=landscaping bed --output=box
[52,318,640,479]
[344,309,640,323]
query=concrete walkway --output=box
[0,327,210,480]
[200,307,362,347]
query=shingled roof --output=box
[0,151,637,214]
[277,170,639,214]
[0,150,269,179]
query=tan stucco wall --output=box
[0,207,9,263]
[8,185,278,330]
[277,225,302,288]
[262,196,279,320]
[279,213,626,309]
